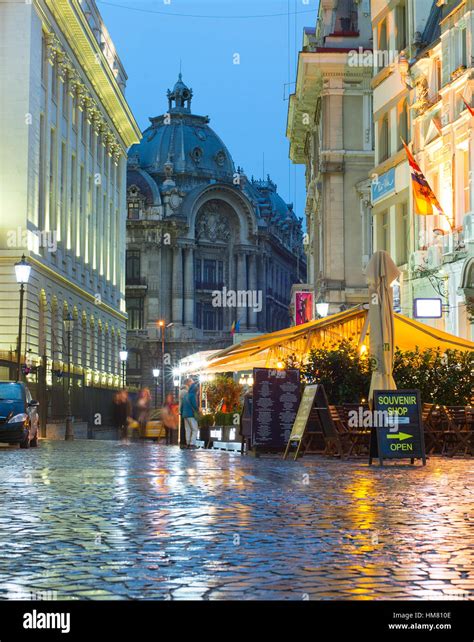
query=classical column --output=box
[172,247,183,324]
[183,246,194,326]
[236,250,247,330]
[248,253,258,330]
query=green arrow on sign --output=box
[387,432,413,441]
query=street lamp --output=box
[152,368,160,407]
[157,320,173,405]
[316,302,330,318]
[119,348,128,388]
[63,312,74,440]
[14,255,31,382]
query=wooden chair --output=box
[443,406,472,457]
[343,404,371,457]
[422,403,444,454]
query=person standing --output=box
[180,378,199,449]
[113,390,131,441]
[161,393,179,445]
[136,387,151,439]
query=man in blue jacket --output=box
[180,378,199,449]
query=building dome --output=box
[128,74,235,182]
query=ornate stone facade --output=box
[125,76,306,393]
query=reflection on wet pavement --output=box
[0,440,472,600]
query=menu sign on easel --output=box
[251,368,300,450]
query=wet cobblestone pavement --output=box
[0,440,473,601]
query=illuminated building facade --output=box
[371,0,473,339]
[0,0,140,414]
[287,0,374,315]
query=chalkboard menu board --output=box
[284,384,342,460]
[251,368,300,450]
[370,389,426,466]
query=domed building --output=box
[125,75,306,393]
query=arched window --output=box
[90,318,96,371]
[81,312,87,369]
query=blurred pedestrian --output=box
[180,378,199,449]
[161,393,179,445]
[113,389,131,441]
[136,387,151,438]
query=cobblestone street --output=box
[0,440,473,601]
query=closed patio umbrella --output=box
[365,251,401,402]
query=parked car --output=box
[0,381,39,448]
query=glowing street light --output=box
[14,255,31,382]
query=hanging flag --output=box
[230,319,240,335]
[433,117,443,136]
[462,96,474,117]
[402,140,444,216]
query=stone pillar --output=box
[236,250,247,330]
[172,247,183,324]
[248,253,258,330]
[183,246,194,326]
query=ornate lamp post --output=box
[14,255,31,382]
[157,321,173,404]
[63,313,74,440]
[119,348,128,388]
[152,368,160,407]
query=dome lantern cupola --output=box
[167,73,193,113]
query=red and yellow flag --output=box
[402,140,444,216]
[462,96,474,117]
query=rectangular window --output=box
[378,114,390,163]
[127,201,140,220]
[195,258,202,285]
[396,2,407,51]
[463,148,470,215]
[126,298,144,330]
[72,94,78,129]
[49,128,56,225]
[126,250,141,282]
[398,203,409,264]
[377,20,388,72]
[62,80,68,119]
[51,62,58,102]
[41,35,48,85]
[89,122,94,151]
[460,27,467,68]
[81,111,87,143]
[38,114,45,230]
[434,58,442,94]
[383,212,390,252]
[203,259,217,286]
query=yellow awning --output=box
[203,306,474,374]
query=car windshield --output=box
[0,383,23,401]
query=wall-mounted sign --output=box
[413,298,443,319]
[371,168,396,204]
[294,291,314,326]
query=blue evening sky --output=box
[97,0,319,224]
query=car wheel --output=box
[20,434,30,449]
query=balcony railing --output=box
[126,276,147,286]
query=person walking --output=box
[136,387,151,439]
[161,393,179,445]
[113,390,131,441]
[180,378,199,449]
